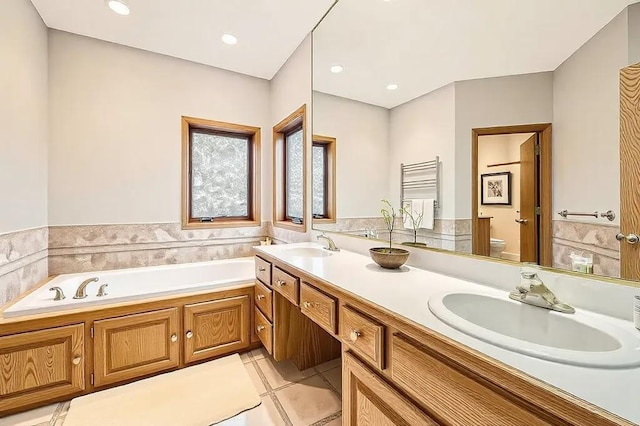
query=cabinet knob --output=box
[72,356,82,365]
[171,334,178,343]
[186,331,193,339]
[349,330,361,342]
[276,280,286,287]
[258,267,266,272]
[257,325,265,332]
[257,294,265,301]
[616,233,639,245]
[302,301,314,309]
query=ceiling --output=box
[313,0,638,108]
[30,0,335,80]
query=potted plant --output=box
[369,200,410,269]
[400,205,427,247]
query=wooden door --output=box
[0,324,85,413]
[184,295,250,364]
[343,352,436,426]
[519,134,539,263]
[620,63,640,280]
[93,308,179,387]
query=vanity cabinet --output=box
[0,324,85,413]
[183,295,250,364]
[93,308,180,387]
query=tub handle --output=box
[72,356,82,365]
[171,334,178,343]
[186,331,193,339]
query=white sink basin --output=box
[428,292,640,368]
[282,247,332,258]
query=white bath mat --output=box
[63,353,261,426]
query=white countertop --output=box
[255,242,640,424]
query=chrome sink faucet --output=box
[74,277,99,299]
[317,233,340,252]
[509,271,575,314]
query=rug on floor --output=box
[63,353,261,426]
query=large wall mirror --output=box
[312,0,640,283]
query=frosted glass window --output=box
[285,128,304,219]
[190,130,249,219]
[312,144,326,217]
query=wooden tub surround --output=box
[253,244,636,426]
[0,281,257,416]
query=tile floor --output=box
[0,348,342,426]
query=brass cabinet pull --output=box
[515,219,528,224]
[350,330,362,342]
[256,294,265,301]
[616,233,639,245]
[72,356,82,365]
[276,280,286,286]
[171,334,178,343]
[258,267,266,272]
[186,331,193,339]
[302,301,316,309]
[257,325,265,332]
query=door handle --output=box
[515,219,528,224]
[616,233,639,245]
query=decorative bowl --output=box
[369,247,410,269]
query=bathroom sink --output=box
[282,247,333,258]
[428,292,640,368]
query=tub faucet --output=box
[96,283,109,297]
[508,271,575,314]
[317,233,340,252]
[74,277,99,299]
[50,286,65,301]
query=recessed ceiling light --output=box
[330,65,344,73]
[222,34,238,45]
[106,0,130,15]
[387,83,399,90]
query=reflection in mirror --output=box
[312,0,640,281]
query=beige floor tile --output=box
[276,375,341,426]
[240,352,253,363]
[250,347,268,360]
[314,356,341,373]
[0,403,58,426]
[217,396,285,426]
[256,357,315,389]
[245,362,268,395]
[58,401,71,416]
[323,367,342,395]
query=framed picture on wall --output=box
[481,172,511,205]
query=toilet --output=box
[490,238,506,258]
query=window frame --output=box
[273,105,307,232]
[312,135,336,224]
[181,116,261,229]
[284,124,304,222]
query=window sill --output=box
[273,220,306,233]
[182,220,261,230]
[312,218,336,225]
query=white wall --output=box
[553,9,628,225]
[454,72,554,220]
[0,0,48,234]
[48,30,272,225]
[270,34,313,240]
[313,92,389,218]
[389,84,456,218]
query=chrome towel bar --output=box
[557,210,616,221]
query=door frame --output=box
[471,123,552,267]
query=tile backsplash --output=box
[0,227,48,304]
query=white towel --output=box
[403,199,426,229]
[402,200,414,228]
[418,198,435,230]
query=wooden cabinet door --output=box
[343,352,436,426]
[184,295,250,364]
[93,308,179,388]
[0,324,85,413]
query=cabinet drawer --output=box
[300,282,337,334]
[340,305,385,370]
[255,307,273,355]
[391,334,551,425]
[0,324,85,413]
[255,280,273,321]
[255,256,272,286]
[273,267,299,306]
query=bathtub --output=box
[2,258,255,318]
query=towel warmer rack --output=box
[400,157,440,210]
